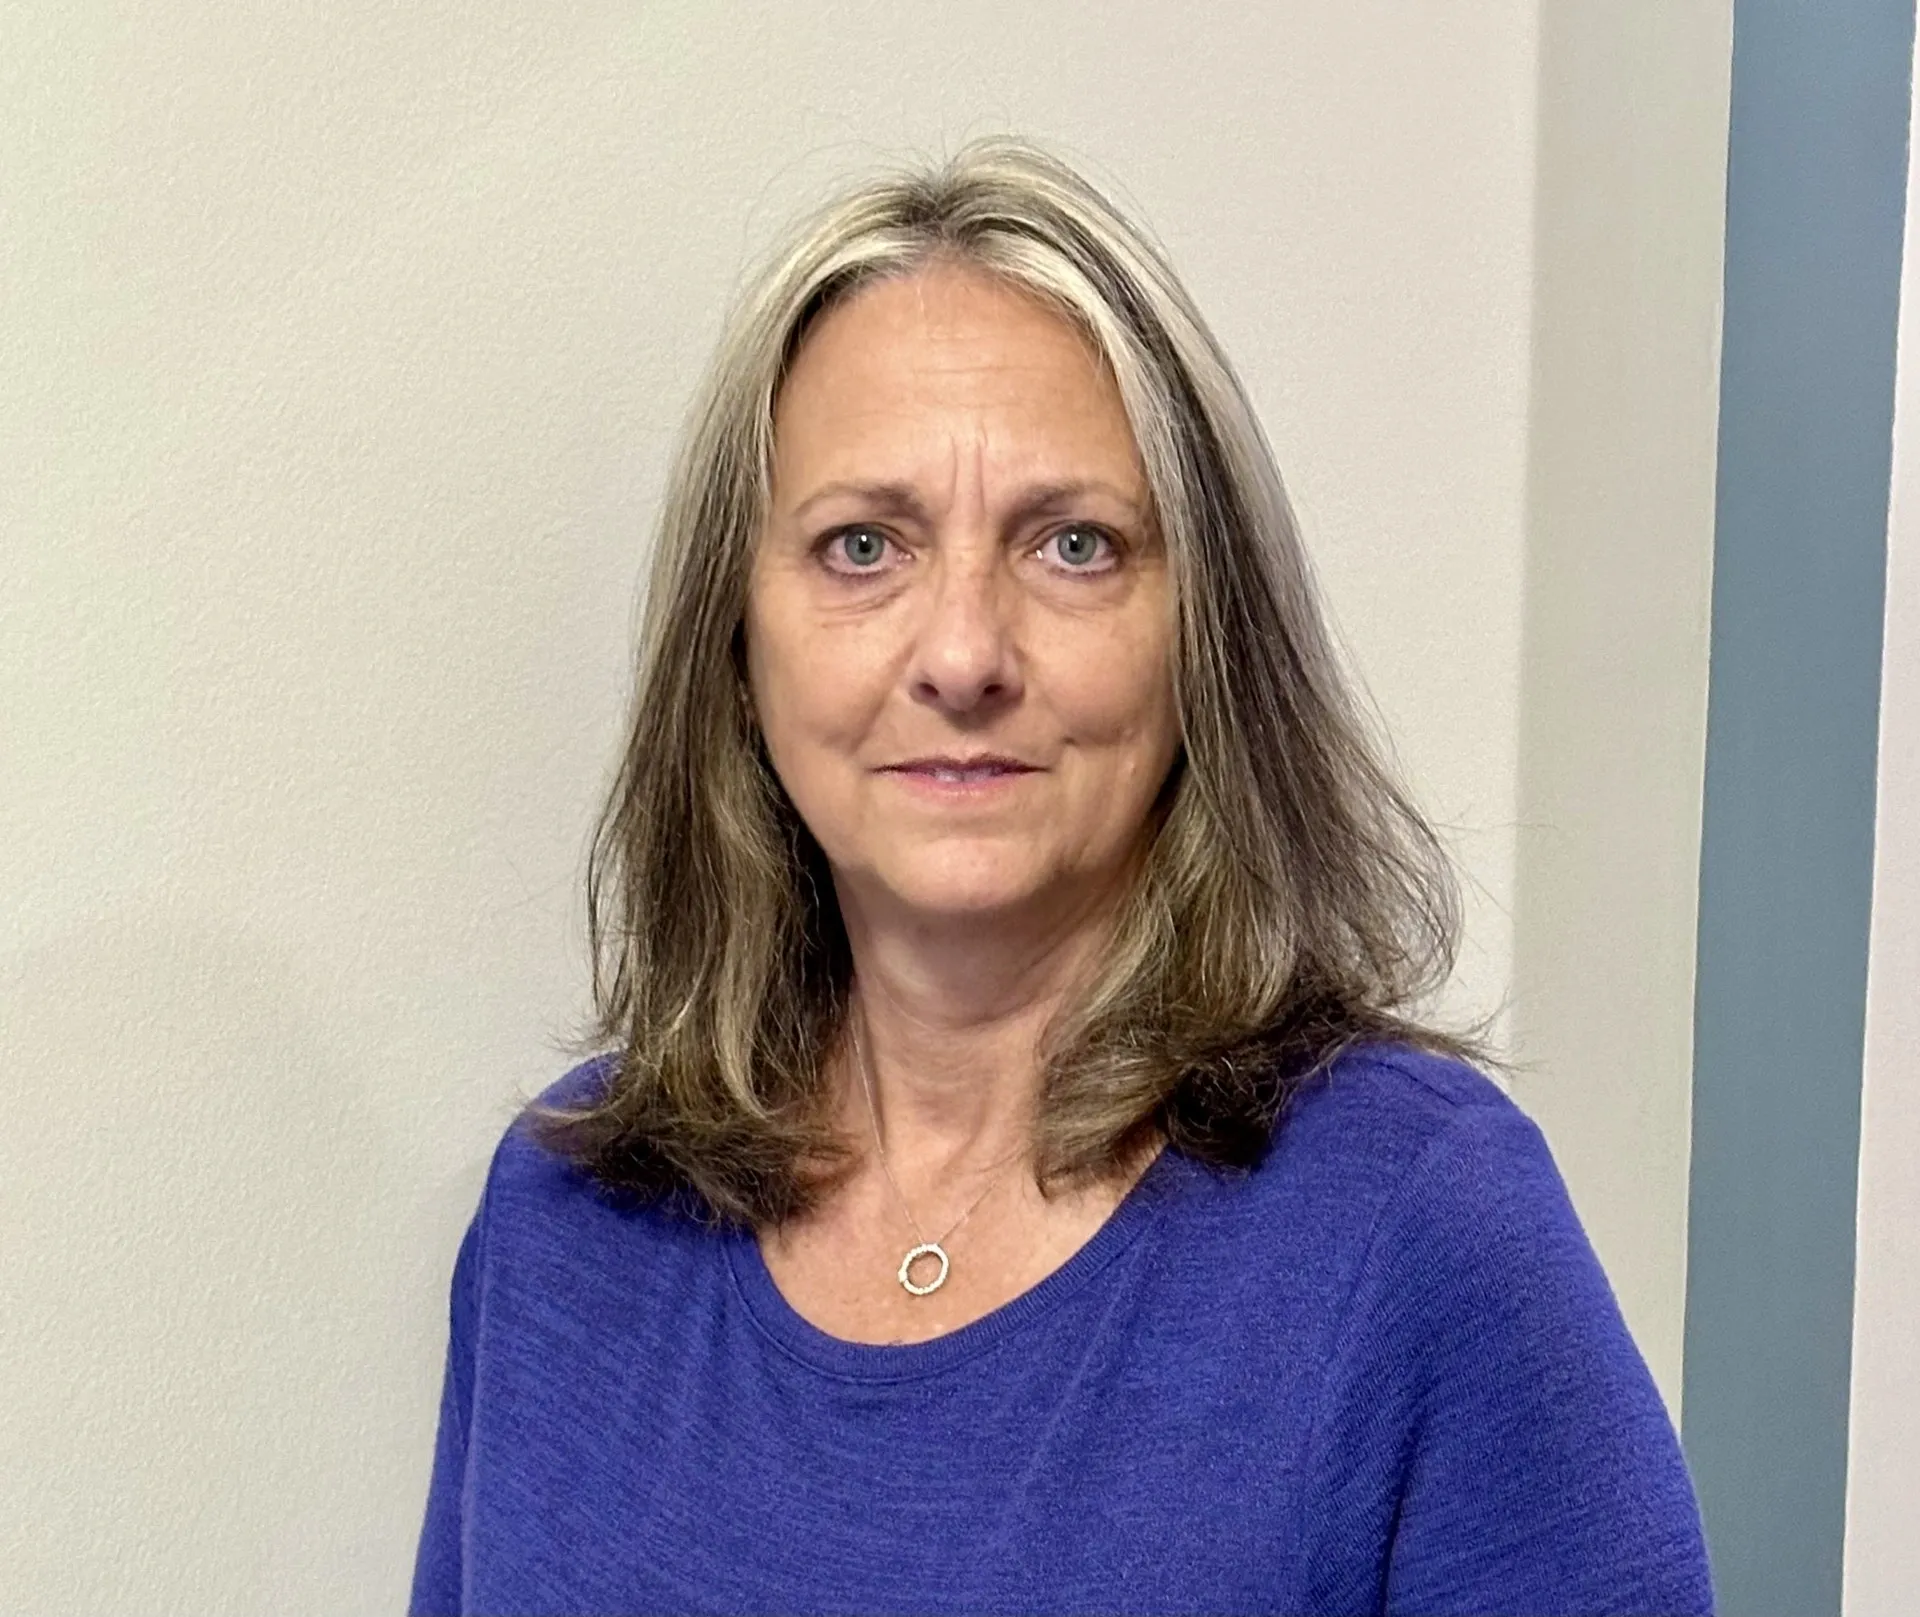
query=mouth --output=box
[881,757,1042,784]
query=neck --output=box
[833,884,1121,1176]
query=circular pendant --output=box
[897,1241,950,1296]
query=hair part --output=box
[528,136,1499,1225]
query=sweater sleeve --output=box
[1297,1098,1715,1617]
[408,1211,482,1617]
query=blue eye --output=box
[832,527,890,569]
[1043,524,1115,570]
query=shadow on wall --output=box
[0,904,451,1614]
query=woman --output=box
[409,139,1713,1616]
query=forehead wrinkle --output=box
[952,426,988,522]
[772,266,1148,528]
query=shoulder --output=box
[1274,1050,1709,1610]
[1244,1041,1620,1363]
[1236,1039,1558,1230]
[490,1052,621,1185]
[1152,1041,1582,1333]
[447,1055,730,1356]
[1176,1040,1599,1351]
[1288,1037,1524,1136]
[526,1051,623,1113]
[470,1053,697,1248]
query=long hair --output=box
[527,137,1496,1225]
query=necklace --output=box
[849,1009,1022,1297]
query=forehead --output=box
[769,262,1145,489]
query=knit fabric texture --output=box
[409,1042,1714,1615]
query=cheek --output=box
[1048,628,1179,760]
[745,603,882,790]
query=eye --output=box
[821,525,894,574]
[1039,523,1118,572]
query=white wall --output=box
[1843,39,1920,1609]
[1510,0,1731,1417]
[1,4,1725,1610]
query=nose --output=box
[906,548,1022,717]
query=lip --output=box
[883,755,1040,774]
[879,756,1042,794]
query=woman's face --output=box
[745,261,1180,935]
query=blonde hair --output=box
[530,136,1492,1224]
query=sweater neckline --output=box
[724,1143,1191,1382]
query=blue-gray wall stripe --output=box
[1682,2,1912,1612]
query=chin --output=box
[877,854,1060,921]
[888,879,1044,920]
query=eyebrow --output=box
[787,478,1150,529]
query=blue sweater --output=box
[409,1043,1713,1615]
